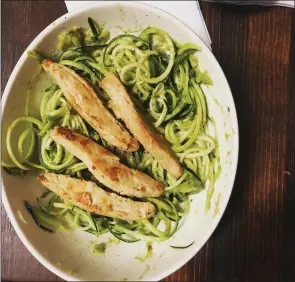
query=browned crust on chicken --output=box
[38,173,155,220]
[50,126,164,198]
[99,73,183,178]
[42,60,138,152]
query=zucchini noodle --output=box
[2,19,221,243]
[2,84,88,175]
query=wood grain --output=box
[1,1,295,281]
[201,3,295,282]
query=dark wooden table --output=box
[1,1,295,281]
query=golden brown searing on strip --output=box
[38,173,155,220]
[100,73,183,178]
[50,126,165,198]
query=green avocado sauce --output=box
[92,243,106,255]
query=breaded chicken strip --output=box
[38,173,155,220]
[50,126,164,198]
[99,73,183,178]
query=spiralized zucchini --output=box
[2,85,88,175]
[2,19,220,243]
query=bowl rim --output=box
[1,1,239,281]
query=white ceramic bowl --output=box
[2,1,239,281]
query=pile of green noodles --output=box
[2,19,220,242]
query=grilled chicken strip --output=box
[38,173,155,220]
[99,73,183,178]
[50,126,164,198]
[42,60,138,152]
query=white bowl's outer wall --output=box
[1,1,239,281]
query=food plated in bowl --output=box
[1,1,238,281]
